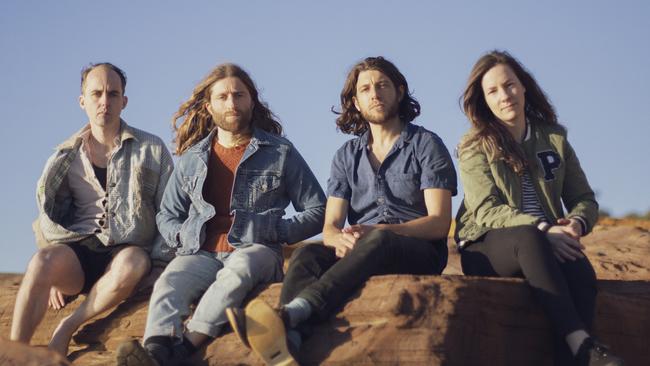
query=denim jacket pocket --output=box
[248,174,281,210]
[386,173,421,205]
[229,210,280,245]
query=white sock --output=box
[566,330,589,355]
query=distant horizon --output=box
[1,1,648,273]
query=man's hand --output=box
[546,225,585,263]
[555,218,583,240]
[48,287,67,310]
[325,225,379,258]
[324,231,357,258]
[341,224,377,239]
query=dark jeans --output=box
[280,229,448,320]
[460,225,597,366]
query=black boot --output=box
[575,338,625,366]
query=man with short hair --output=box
[115,63,326,366]
[10,63,174,356]
[228,57,457,365]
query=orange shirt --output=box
[200,137,248,253]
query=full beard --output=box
[212,108,253,135]
[361,100,399,125]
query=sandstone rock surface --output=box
[1,224,648,365]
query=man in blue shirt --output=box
[227,57,457,365]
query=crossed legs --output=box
[11,243,150,355]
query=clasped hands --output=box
[325,224,383,258]
[546,218,586,263]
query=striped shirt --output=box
[520,171,547,221]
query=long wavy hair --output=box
[333,56,420,136]
[172,63,282,155]
[459,50,559,174]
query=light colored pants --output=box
[143,244,283,341]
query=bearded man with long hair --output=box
[116,63,325,366]
[227,57,457,365]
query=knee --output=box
[216,265,255,293]
[25,246,67,281]
[355,229,393,252]
[291,243,333,265]
[510,225,549,254]
[109,248,151,286]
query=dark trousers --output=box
[280,229,448,320]
[460,225,597,365]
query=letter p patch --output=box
[537,151,561,181]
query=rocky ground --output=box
[0,222,648,365]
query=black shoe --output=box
[575,338,625,366]
[116,340,160,366]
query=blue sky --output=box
[1,1,648,272]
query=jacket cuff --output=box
[276,219,289,244]
[568,215,588,236]
[537,221,551,233]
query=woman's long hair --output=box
[333,56,420,136]
[459,50,558,174]
[172,63,282,155]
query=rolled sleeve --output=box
[418,133,458,195]
[326,148,352,200]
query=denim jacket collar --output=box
[185,126,279,156]
[57,120,138,151]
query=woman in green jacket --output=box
[455,50,623,366]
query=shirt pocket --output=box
[134,167,158,204]
[385,173,421,205]
[248,174,282,211]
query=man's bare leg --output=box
[48,246,151,355]
[11,244,84,343]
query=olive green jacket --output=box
[455,123,598,243]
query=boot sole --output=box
[245,299,298,366]
[226,307,250,348]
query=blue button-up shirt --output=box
[327,123,457,225]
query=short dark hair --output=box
[80,62,127,94]
[333,56,420,136]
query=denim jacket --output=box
[34,121,174,261]
[156,128,326,256]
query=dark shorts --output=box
[65,236,127,294]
